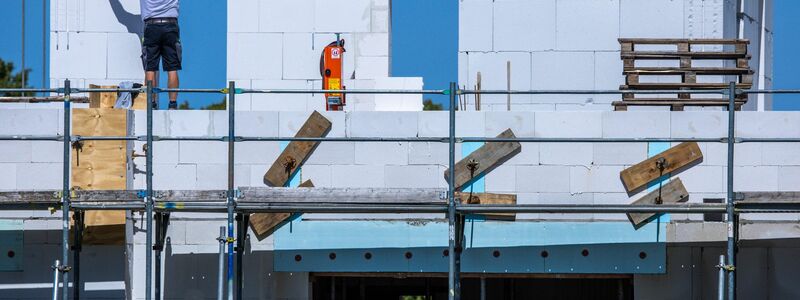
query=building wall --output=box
[48,0,422,111]
[458,0,772,111]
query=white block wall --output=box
[458,0,772,111]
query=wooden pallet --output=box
[615,38,752,111]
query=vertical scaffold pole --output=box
[726,81,737,300]
[61,79,71,300]
[447,82,460,300]
[146,80,155,300]
[217,226,226,300]
[226,81,236,300]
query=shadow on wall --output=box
[109,0,143,40]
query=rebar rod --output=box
[61,79,71,300]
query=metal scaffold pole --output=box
[226,81,236,300]
[61,79,71,300]
[447,82,460,300]
[146,80,155,300]
[726,81,737,299]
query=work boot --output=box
[168,101,178,110]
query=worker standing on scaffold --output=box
[140,0,181,110]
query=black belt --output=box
[145,17,177,25]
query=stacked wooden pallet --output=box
[614,38,752,111]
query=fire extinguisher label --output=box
[331,48,341,59]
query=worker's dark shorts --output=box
[141,22,182,72]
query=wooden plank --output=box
[736,192,800,203]
[444,129,522,191]
[622,67,752,75]
[456,192,516,220]
[618,38,749,45]
[612,100,746,110]
[71,108,129,245]
[620,52,749,60]
[249,180,315,241]
[620,82,752,90]
[0,96,89,103]
[88,85,118,108]
[620,142,703,193]
[263,111,332,186]
[627,178,689,228]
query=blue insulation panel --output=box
[274,220,667,274]
[0,220,23,271]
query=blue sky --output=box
[0,1,796,110]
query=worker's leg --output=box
[167,71,179,104]
[161,22,182,109]
[145,71,158,105]
[142,23,162,108]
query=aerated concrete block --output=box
[355,56,389,79]
[107,33,144,80]
[179,141,228,164]
[735,112,800,138]
[133,140,179,164]
[166,110,213,137]
[348,112,418,138]
[151,164,197,190]
[620,0,684,38]
[195,164,250,189]
[602,111,670,138]
[300,165,333,187]
[592,193,631,220]
[678,166,724,193]
[408,142,450,165]
[258,0,314,32]
[540,143,593,166]
[227,33,283,80]
[305,142,355,165]
[16,163,62,190]
[81,0,140,33]
[0,164,17,190]
[570,165,626,194]
[704,142,762,166]
[485,165,516,193]
[593,143,647,165]
[0,142,32,163]
[356,33,389,57]
[505,143,539,166]
[331,165,385,188]
[228,0,259,32]
[31,142,63,163]
[536,193,595,220]
[50,32,108,79]
[0,110,60,135]
[283,33,321,80]
[484,112,535,137]
[670,112,727,138]
[371,7,390,32]
[778,167,800,192]
[385,165,440,188]
[593,51,625,104]
[467,52,532,104]
[493,0,556,51]
[279,111,346,137]
[459,0,493,52]
[534,112,602,137]
[761,143,800,166]
[373,77,423,111]
[516,166,570,193]
[556,0,620,51]
[531,51,594,104]
[732,166,779,191]
[133,110,168,136]
[355,142,408,165]
[314,0,371,32]
[230,111,280,137]
[250,80,311,111]
[235,142,281,165]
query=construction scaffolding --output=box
[1,81,800,300]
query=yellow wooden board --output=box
[627,178,689,228]
[71,108,128,245]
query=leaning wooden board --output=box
[263,111,332,186]
[249,180,314,241]
[444,128,522,191]
[620,142,702,193]
[455,192,516,220]
[627,178,689,228]
[71,108,129,245]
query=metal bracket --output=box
[136,190,147,199]
[717,264,736,272]
[71,140,84,166]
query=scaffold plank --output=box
[249,180,315,241]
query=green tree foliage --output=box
[0,58,30,97]
[178,101,190,110]
[423,98,443,111]
[202,97,227,110]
